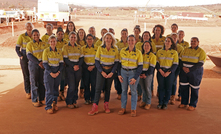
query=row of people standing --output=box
[15,22,206,116]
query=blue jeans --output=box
[120,69,140,110]
[59,66,66,91]
[171,67,180,95]
[44,67,62,110]
[82,67,97,101]
[20,51,30,93]
[65,66,82,105]
[139,74,153,104]
[28,61,45,102]
[157,70,175,105]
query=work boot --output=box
[46,109,53,114]
[32,102,40,107]
[26,93,31,99]
[79,89,84,98]
[131,110,136,117]
[139,102,146,108]
[67,104,74,109]
[118,108,126,115]
[88,103,98,115]
[144,104,151,110]
[58,91,65,101]
[104,102,110,113]
[39,100,45,106]
[169,95,175,105]
[52,101,58,111]
[178,104,188,108]
[187,106,195,111]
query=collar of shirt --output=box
[152,34,162,39]
[68,42,77,46]
[145,51,151,55]
[86,44,94,48]
[25,32,28,36]
[163,46,172,50]
[102,44,114,48]
[57,39,64,42]
[33,39,42,43]
[50,47,57,52]
[126,46,136,52]
[190,45,199,50]
[177,40,184,44]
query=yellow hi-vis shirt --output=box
[95,44,119,66]
[181,46,206,68]
[16,32,32,50]
[62,43,83,62]
[94,39,102,47]
[93,36,99,44]
[151,36,166,51]
[63,32,69,42]
[135,41,157,54]
[176,44,184,58]
[116,40,128,52]
[119,47,143,69]
[156,48,179,69]
[56,39,68,51]
[26,40,49,61]
[78,40,86,47]
[143,52,156,71]
[81,44,98,65]
[177,40,189,49]
[42,47,63,67]
[41,33,55,44]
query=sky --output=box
[64,0,221,7]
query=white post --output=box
[134,11,137,23]
[144,23,146,31]
[12,22,14,36]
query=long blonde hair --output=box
[101,32,117,48]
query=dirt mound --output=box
[0,36,18,48]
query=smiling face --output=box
[49,38,57,49]
[191,38,199,49]
[46,25,53,34]
[88,27,95,36]
[134,28,140,36]
[69,33,77,44]
[104,34,113,46]
[143,42,151,53]
[32,31,40,42]
[68,23,74,32]
[127,36,135,47]
[154,27,161,36]
[78,29,85,40]
[121,31,128,40]
[165,37,172,49]
[86,36,94,46]
[101,29,108,37]
[178,31,184,40]
[143,32,150,42]
[171,25,178,33]
[56,31,64,40]
[26,23,33,33]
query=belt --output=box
[102,66,113,70]
[122,68,136,71]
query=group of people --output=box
[15,21,206,116]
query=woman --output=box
[94,28,108,47]
[152,24,166,51]
[15,22,33,99]
[26,29,48,107]
[166,23,178,37]
[63,31,83,108]
[64,21,76,41]
[136,31,156,54]
[156,37,178,110]
[134,25,142,43]
[42,35,64,114]
[118,35,143,117]
[115,28,128,100]
[169,33,184,105]
[88,32,119,116]
[56,27,68,101]
[81,34,98,104]
[177,30,190,49]
[139,41,156,110]
[88,26,99,44]
[41,23,54,43]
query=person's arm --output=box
[26,42,40,64]
[111,48,119,73]
[146,54,156,75]
[189,49,206,71]
[42,49,52,72]
[58,53,64,72]
[95,47,103,73]
[62,46,74,68]
[133,51,143,80]
[170,51,179,73]
[15,35,23,57]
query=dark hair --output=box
[56,27,64,33]
[141,31,152,43]
[31,29,40,35]
[171,23,178,28]
[86,34,94,39]
[121,28,128,33]
[76,28,86,45]
[127,34,135,40]
[191,37,199,42]
[68,31,77,38]
[65,21,76,34]
[134,25,141,32]
[141,41,153,54]
[152,24,165,35]
[164,37,177,50]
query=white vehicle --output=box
[5,11,21,21]
[38,0,70,28]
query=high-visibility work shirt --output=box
[116,40,128,52]
[63,32,70,42]
[26,39,49,62]
[142,52,156,73]
[119,47,143,70]
[78,40,86,47]
[93,36,99,44]
[41,33,55,44]
[16,32,32,51]
[62,43,83,63]
[42,47,63,67]
[177,40,189,49]
[176,44,184,58]
[151,35,166,51]
[81,44,98,66]
[181,46,206,71]
[135,41,157,54]
[94,39,102,47]
[156,48,178,73]
[56,39,68,51]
